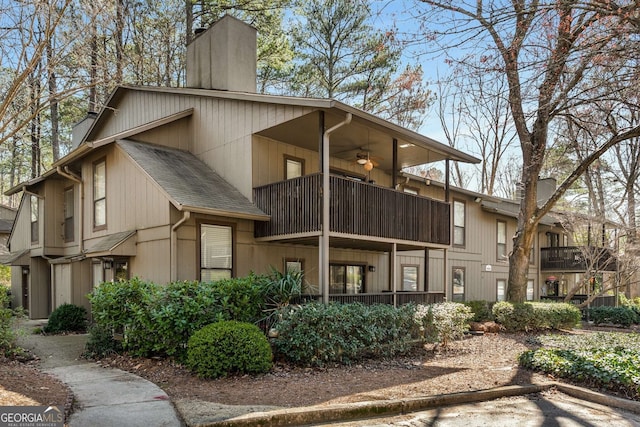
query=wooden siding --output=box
[251,135,391,189]
[82,146,171,241]
[254,174,450,244]
[91,91,315,200]
[8,196,31,252]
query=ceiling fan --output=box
[354,151,382,171]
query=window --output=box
[93,159,106,229]
[527,279,535,301]
[403,186,419,195]
[496,279,507,301]
[529,244,535,265]
[497,220,507,261]
[92,262,104,288]
[402,265,419,291]
[114,259,129,281]
[453,200,465,246]
[284,156,304,179]
[284,258,304,275]
[64,187,74,242]
[200,224,233,281]
[329,264,365,294]
[30,195,39,243]
[547,232,560,247]
[452,267,465,302]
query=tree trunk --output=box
[47,36,59,161]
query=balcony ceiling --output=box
[257,110,478,174]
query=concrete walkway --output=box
[15,319,183,427]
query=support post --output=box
[320,113,352,304]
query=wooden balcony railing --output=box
[540,246,617,272]
[254,174,450,244]
[293,292,445,306]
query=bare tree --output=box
[418,0,640,302]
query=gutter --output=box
[171,211,191,281]
[320,113,352,304]
[57,166,84,253]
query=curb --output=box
[194,384,554,427]
[554,382,640,414]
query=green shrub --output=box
[84,324,122,359]
[493,301,580,332]
[44,304,87,334]
[260,268,303,329]
[0,286,10,309]
[416,302,473,347]
[210,275,266,323]
[88,278,160,336]
[463,300,493,322]
[588,306,638,327]
[0,304,16,356]
[273,303,419,366]
[88,276,268,358]
[186,321,272,378]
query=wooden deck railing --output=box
[293,292,445,306]
[254,174,450,244]
[540,246,617,272]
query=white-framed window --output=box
[497,220,507,261]
[284,155,304,179]
[402,265,419,291]
[93,159,106,229]
[453,200,465,246]
[497,279,507,302]
[527,279,535,301]
[30,195,39,243]
[200,224,233,281]
[64,187,74,242]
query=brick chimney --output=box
[186,15,257,93]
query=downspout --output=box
[57,166,83,253]
[171,211,191,282]
[321,113,352,304]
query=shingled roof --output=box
[117,140,269,220]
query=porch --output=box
[253,173,450,245]
[295,291,445,306]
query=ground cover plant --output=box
[520,332,640,399]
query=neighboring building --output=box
[0,205,17,254]
[398,177,620,305]
[2,16,480,318]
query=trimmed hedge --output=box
[186,321,272,378]
[493,301,581,331]
[588,306,638,327]
[273,302,419,366]
[44,304,87,334]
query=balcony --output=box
[540,246,617,272]
[253,173,450,245]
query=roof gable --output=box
[117,140,268,220]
